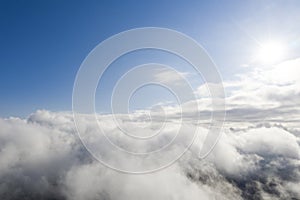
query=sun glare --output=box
[258,40,286,64]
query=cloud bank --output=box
[1,58,300,200]
[0,109,299,200]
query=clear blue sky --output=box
[1,0,299,117]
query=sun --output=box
[257,40,286,64]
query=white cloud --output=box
[1,58,300,199]
[153,68,191,85]
[237,127,300,159]
[0,109,300,199]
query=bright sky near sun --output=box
[1,0,300,117]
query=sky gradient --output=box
[1,0,300,116]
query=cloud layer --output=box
[0,109,299,200]
[1,58,300,199]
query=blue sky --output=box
[1,0,300,117]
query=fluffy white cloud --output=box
[0,109,299,200]
[1,58,300,199]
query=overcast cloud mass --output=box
[0,58,300,200]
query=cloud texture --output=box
[1,58,300,200]
[0,109,299,200]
